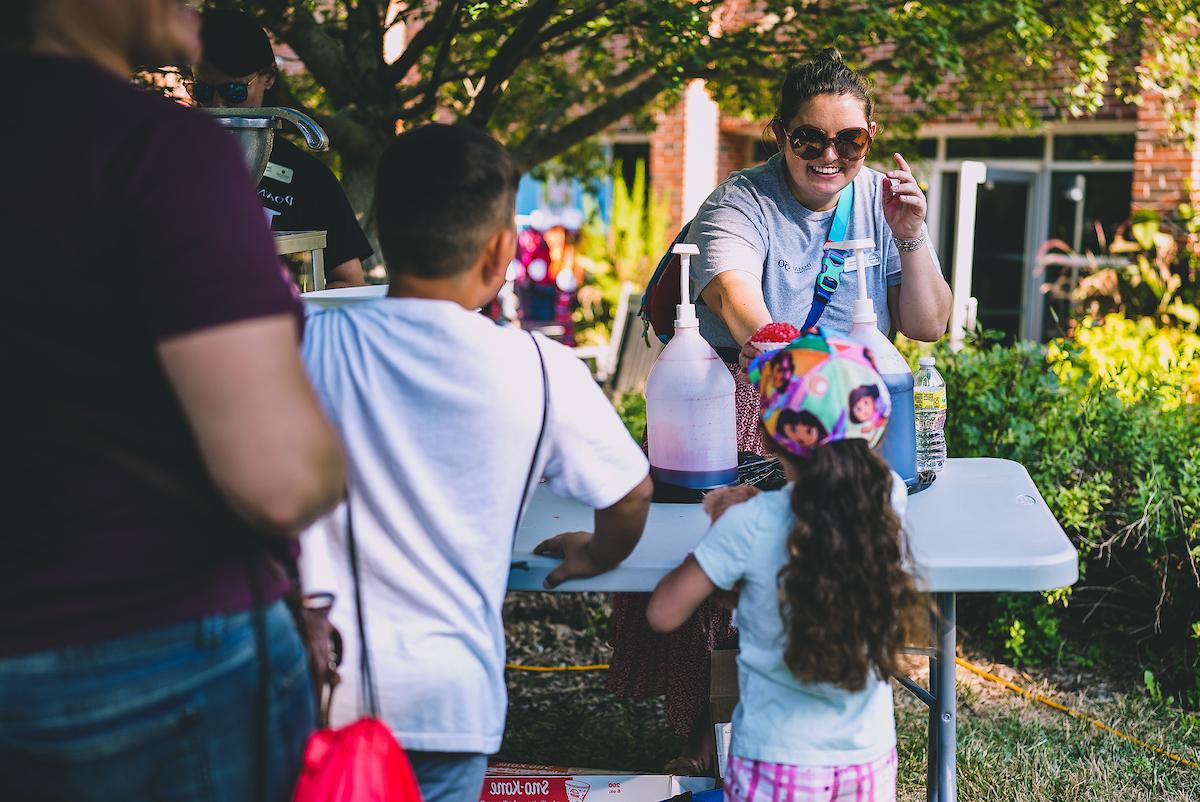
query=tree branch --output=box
[270,75,376,160]
[467,0,561,126]
[251,3,359,107]
[509,70,668,170]
[346,0,388,79]
[386,0,462,87]
[393,67,476,106]
[533,0,619,48]
[421,1,463,115]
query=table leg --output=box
[311,246,326,291]
[926,606,940,802]
[934,592,958,802]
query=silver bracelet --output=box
[894,234,927,252]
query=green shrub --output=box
[573,158,669,346]
[1047,314,1200,410]
[614,392,646,444]
[917,321,1200,702]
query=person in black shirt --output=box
[190,8,372,288]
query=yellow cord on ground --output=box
[506,663,611,672]
[507,659,1198,770]
[954,657,1199,770]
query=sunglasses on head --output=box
[183,75,260,105]
[776,121,872,161]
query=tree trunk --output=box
[337,130,391,276]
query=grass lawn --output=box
[500,593,1200,801]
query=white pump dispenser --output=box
[673,243,701,329]
[824,238,917,486]
[644,244,738,490]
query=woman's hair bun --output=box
[776,45,873,123]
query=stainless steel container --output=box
[203,107,329,183]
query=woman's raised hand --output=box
[881,153,927,240]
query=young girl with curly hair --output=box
[647,330,927,801]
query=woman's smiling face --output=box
[777,93,876,212]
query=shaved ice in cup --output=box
[749,321,802,354]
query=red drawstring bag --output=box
[292,504,425,802]
[292,719,423,802]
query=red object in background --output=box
[512,224,581,345]
[292,718,425,802]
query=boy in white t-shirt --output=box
[300,124,652,802]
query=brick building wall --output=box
[718,128,755,183]
[1132,93,1200,216]
[649,98,688,236]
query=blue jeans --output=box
[0,600,315,802]
[409,751,488,802]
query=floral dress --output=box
[605,362,761,736]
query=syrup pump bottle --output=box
[824,238,918,487]
[645,244,738,490]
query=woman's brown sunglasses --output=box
[776,121,873,161]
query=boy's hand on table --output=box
[534,531,617,589]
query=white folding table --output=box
[508,457,1078,802]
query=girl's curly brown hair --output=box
[773,438,928,691]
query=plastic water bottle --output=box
[914,356,947,473]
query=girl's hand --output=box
[881,153,927,241]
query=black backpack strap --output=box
[515,332,550,541]
[638,220,694,342]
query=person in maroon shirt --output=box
[0,2,346,800]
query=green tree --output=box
[204,0,1200,241]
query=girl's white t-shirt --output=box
[692,473,909,766]
[299,297,648,754]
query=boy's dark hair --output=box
[199,9,275,76]
[776,408,828,440]
[773,439,928,691]
[376,123,520,279]
[777,47,873,125]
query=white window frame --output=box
[908,121,1136,340]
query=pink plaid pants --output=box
[725,748,897,802]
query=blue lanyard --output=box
[800,183,855,332]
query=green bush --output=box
[573,158,669,347]
[913,320,1200,702]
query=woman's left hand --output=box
[882,153,927,240]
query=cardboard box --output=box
[714,722,732,781]
[709,649,739,725]
[482,762,715,802]
[709,649,739,781]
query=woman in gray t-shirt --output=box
[689,47,951,453]
[607,48,952,776]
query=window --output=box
[945,136,1044,159]
[612,142,651,190]
[1041,170,1134,339]
[753,138,778,163]
[1052,133,1135,162]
